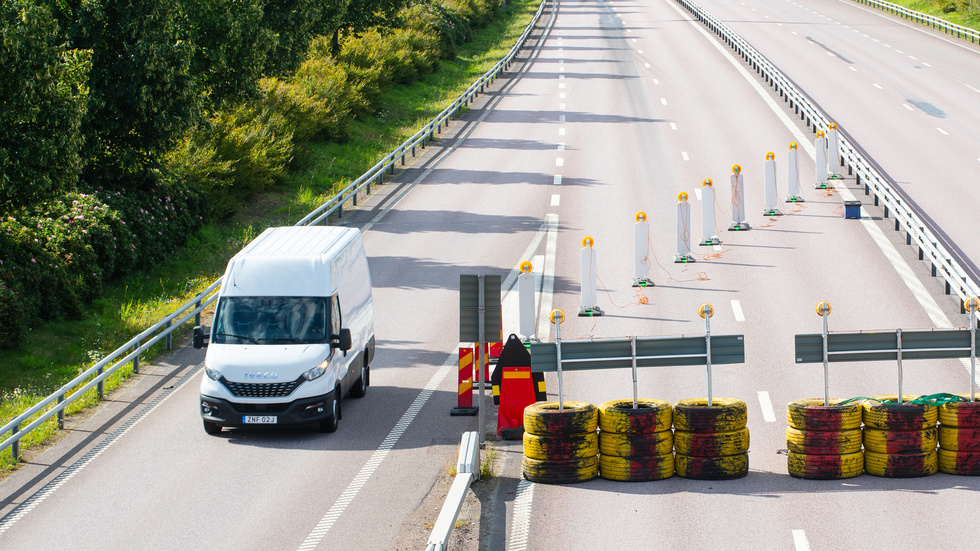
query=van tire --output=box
[350,362,369,399]
[319,391,341,433]
[203,420,222,435]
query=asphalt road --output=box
[1,0,978,550]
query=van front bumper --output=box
[200,389,338,427]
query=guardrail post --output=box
[11,423,19,461]
[166,318,172,351]
[133,341,140,375]
[97,364,104,400]
[58,394,65,429]
[195,298,202,326]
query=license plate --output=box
[243,415,277,424]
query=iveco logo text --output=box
[244,372,278,380]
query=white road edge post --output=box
[632,212,655,287]
[729,165,749,231]
[786,142,804,202]
[518,261,535,340]
[814,131,828,189]
[763,152,781,216]
[674,192,695,263]
[827,122,843,180]
[699,179,721,246]
[579,236,602,316]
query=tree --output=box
[330,0,408,57]
[81,0,197,187]
[261,0,350,75]
[180,0,277,110]
[0,1,86,213]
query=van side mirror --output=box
[335,328,352,352]
[193,326,210,349]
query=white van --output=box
[193,226,375,434]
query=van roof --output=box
[221,226,360,297]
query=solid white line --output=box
[297,357,457,551]
[553,175,562,186]
[538,214,560,341]
[507,479,535,551]
[731,299,745,322]
[551,194,560,206]
[555,158,564,167]
[681,151,689,161]
[758,391,777,422]
[793,529,810,551]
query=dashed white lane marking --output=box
[731,299,745,322]
[661,98,668,105]
[558,127,565,136]
[793,530,811,551]
[559,66,564,72]
[909,55,917,60]
[826,52,835,57]
[559,83,565,89]
[644,62,651,68]
[924,62,932,67]
[638,49,644,54]
[694,188,702,200]
[670,122,678,130]
[553,175,562,186]
[559,115,565,123]
[873,83,883,89]
[551,194,560,206]
[557,143,565,151]
[559,103,566,109]
[297,355,457,551]
[508,479,535,551]
[938,128,949,135]
[849,66,857,71]
[681,151,689,161]
[758,391,777,422]
[555,158,564,167]
[653,79,660,84]
[633,38,638,43]
[904,104,914,110]
[559,92,566,99]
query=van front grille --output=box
[221,376,304,398]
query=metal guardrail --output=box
[0,0,551,461]
[425,431,480,551]
[296,0,551,227]
[853,0,980,44]
[676,0,980,311]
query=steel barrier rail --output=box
[425,431,480,551]
[0,281,221,458]
[676,0,980,311]
[296,0,551,227]
[1,1,551,461]
[852,0,980,44]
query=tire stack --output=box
[596,399,674,482]
[522,401,599,484]
[938,396,980,475]
[673,398,749,480]
[785,398,864,479]
[862,395,938,478]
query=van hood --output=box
[205,344,331,382]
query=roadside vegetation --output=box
[0,0,539,469]
[882,0,980,30]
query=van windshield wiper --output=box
[260,337,304,344]
[215,332,260,344]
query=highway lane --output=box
[485,0,980,549]
[2,0,979,549]
[692,0,980,283]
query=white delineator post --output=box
[814,131,828,189]
[827,123,842,179]
[763,152,781,216]
[729,164,749,231]
[632,212,654,287]
[699,178,720,246]
[518,261,535,340]
[579,236,602,316]
[674,192,695,263]
[786,142,803,202]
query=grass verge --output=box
[870,0,980,31]
[0,0,540,471]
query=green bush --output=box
[406,1,472,59]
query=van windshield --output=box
[212,297,330,344]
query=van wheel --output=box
[203,420,222,435]
[319,391,341,433]
[351,364,369,398]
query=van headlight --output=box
[204,365,222,381]
[303,360,329,381]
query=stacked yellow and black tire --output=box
[862,395,937,478]
[938,395,980,475]
[673,398,749,480]
[522,401,599,483]
[785,398,864,479]
[597,399,674,481]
